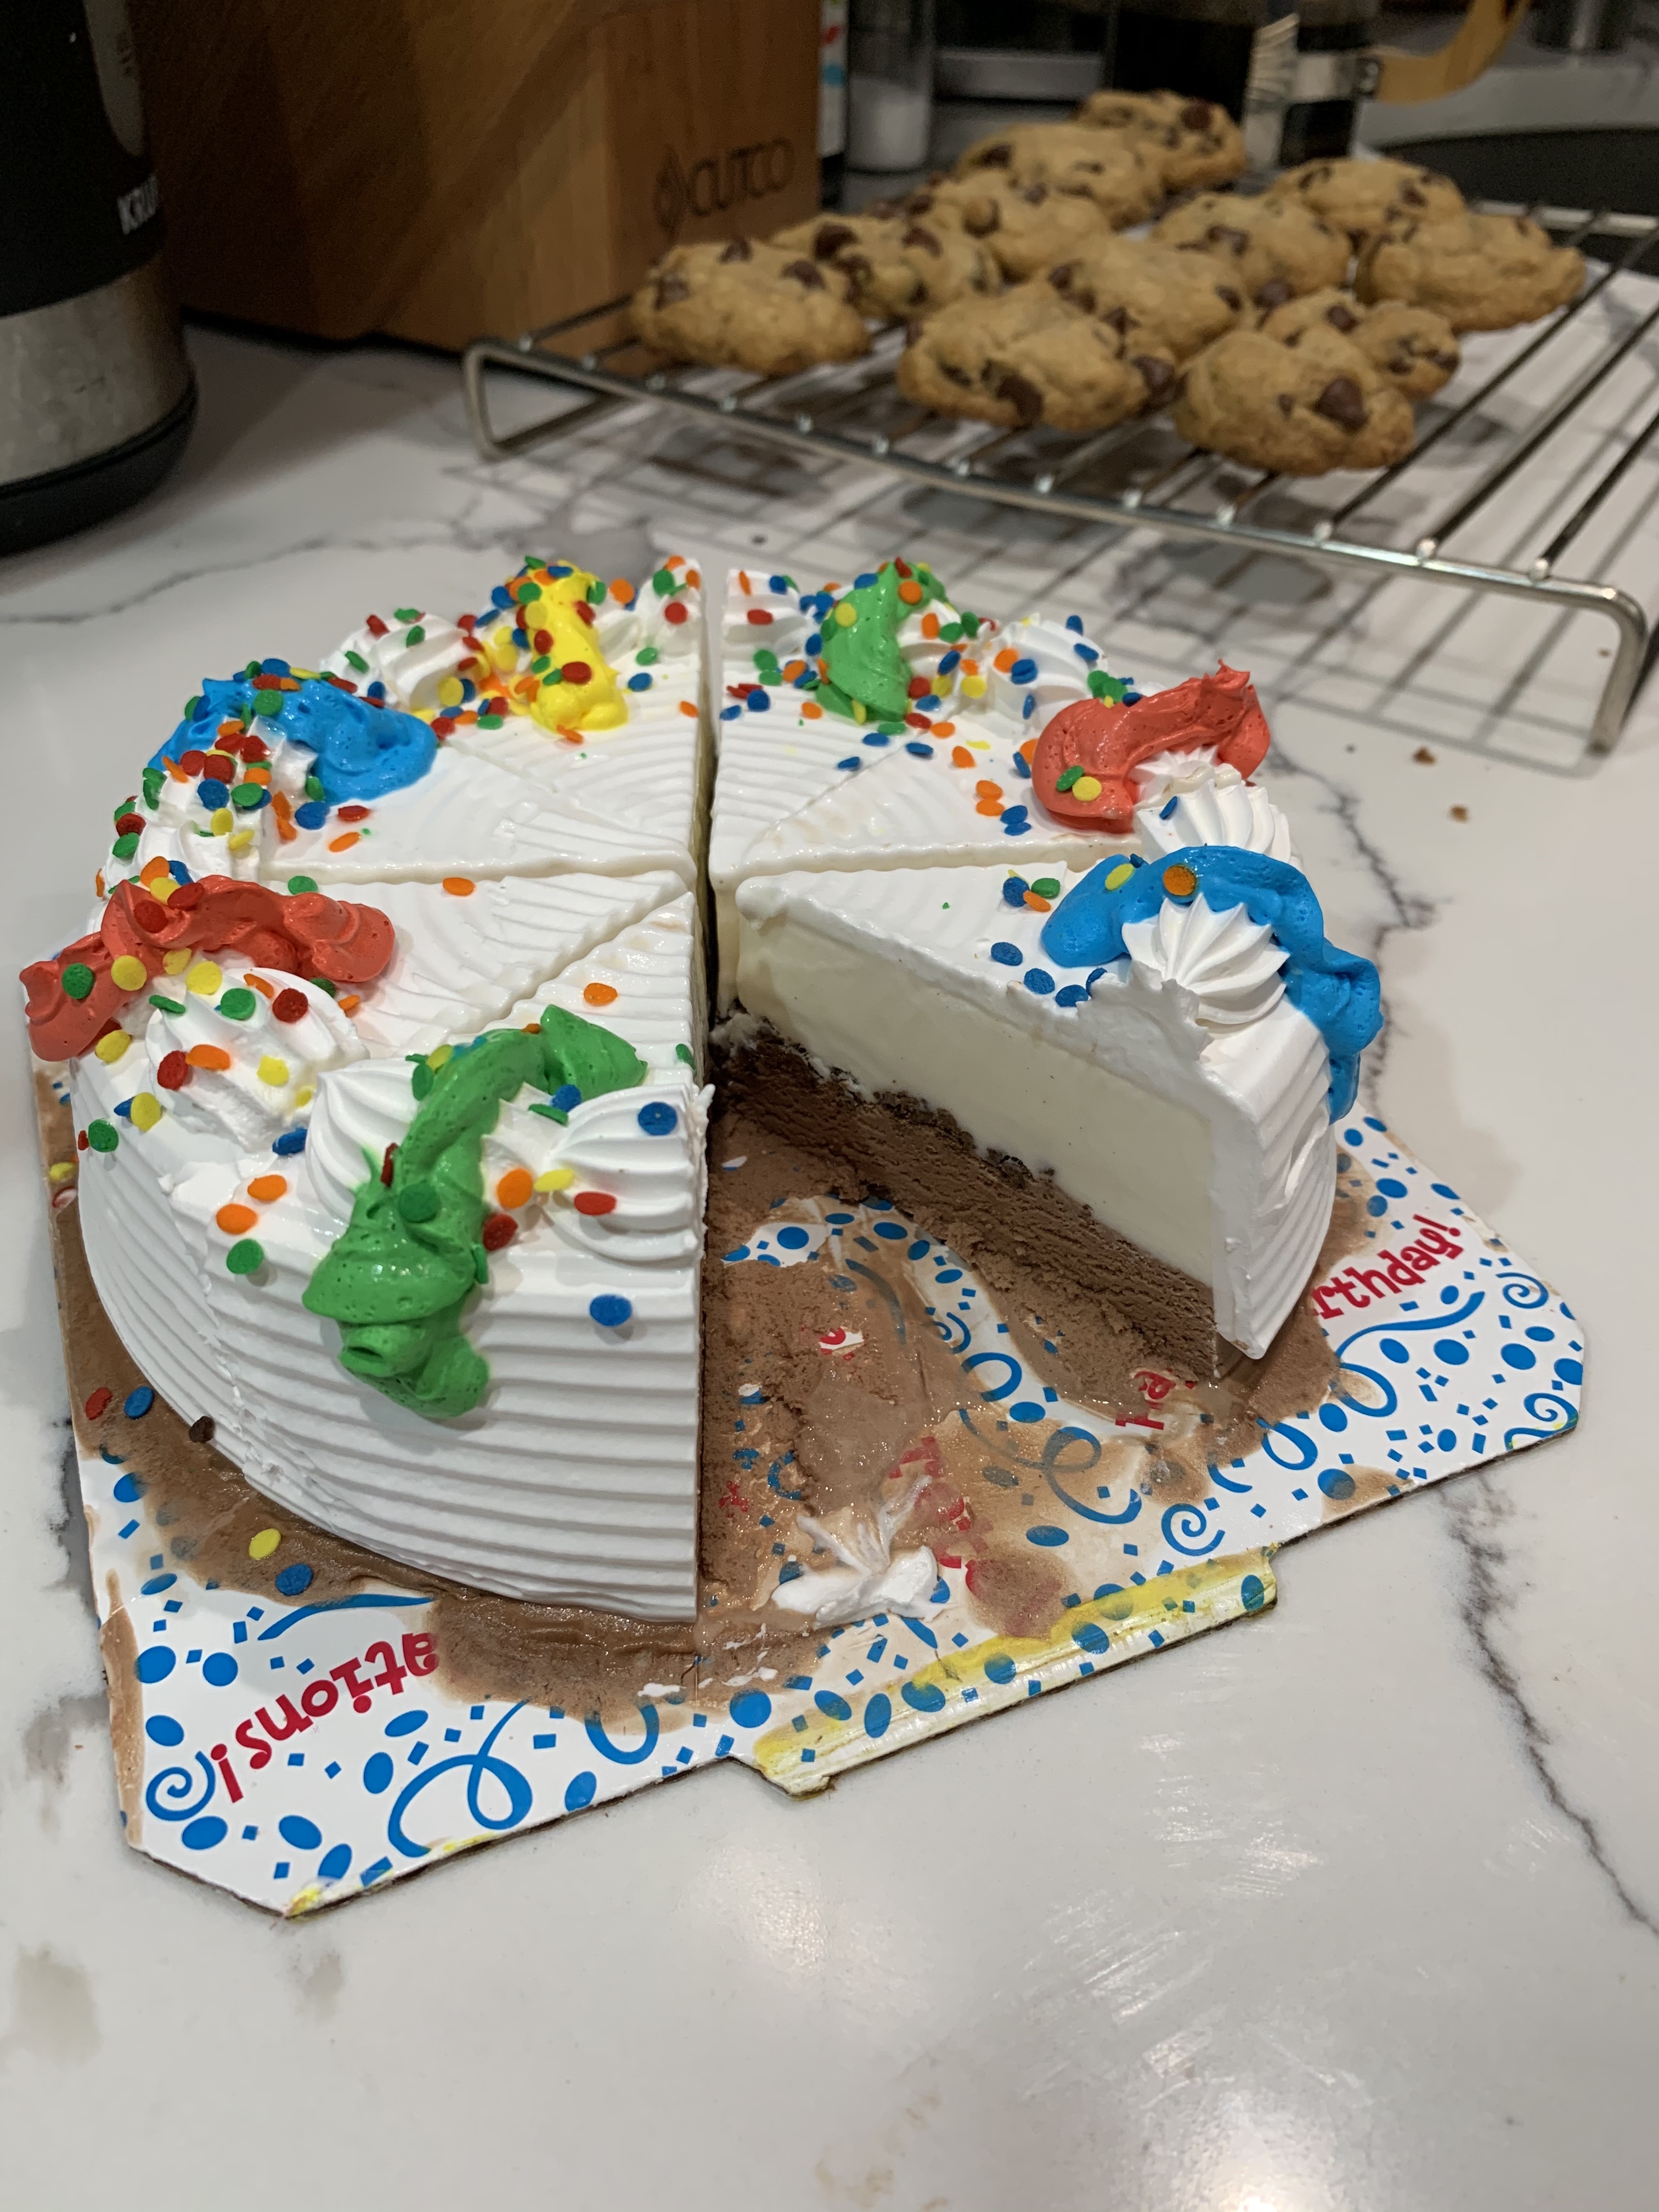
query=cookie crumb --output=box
[1450,804,1468,822]
[1414,745,1435,764]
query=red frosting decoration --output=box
[1031,664,1270,833]
[21,876,396,1062]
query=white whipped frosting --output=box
[983,614,1102,725]
[1120,894,1289,1029]
[321,612,468,711]
[769,1487,941,1628]
[1133,759,1296,863]
[302,1053,416,1221]
[1132,746,1218,798]
[103,817,260,891]
[145,962,363,1148]
[592,576,703,661]
[106,728,320,892]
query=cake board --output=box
[38,1075,1583,1916]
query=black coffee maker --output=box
[1,0,195,555]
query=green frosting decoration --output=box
[818,558,949,725]
[302,1005,646,1420]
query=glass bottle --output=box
[1279,0,1381,167]
[820,0,849,207]
[847,0,937,175]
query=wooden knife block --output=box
[131,0,821,350]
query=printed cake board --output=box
[47,1087,1582,1917]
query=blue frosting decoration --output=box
[153,672,437,803]
[1040,845,1383,1119]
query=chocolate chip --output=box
[1172,371,1188,401]
[1326,302,1359,331]
[940,360,972,387]
[719,238,752,263]
[1276,393,1294,415]
[975,142,1013,169]
[1386,353,1412,375]
[811,222,857,260]
[993,368,1044,424]
[842,252,874,283]
[188,1414,216,1444]
[1018,184,1049,206]
[1101,303,1131,333]
[906,190,935,215]
[1048,262,1076,294]
[902,223,941,255]
[655,271,692,306]
[1315,375,1367,430]
[782,258,825,289]
[1181,100,1212,131]
[1255,278,1292,309]
[1431,350,1458,370]
[1206,225,1249,255]
[1131,353,1175,399]
[1402,185,1425,209]
[1217,285,1243,311]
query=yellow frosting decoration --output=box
[475,561,627,736]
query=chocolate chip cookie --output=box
[919,176,1117,282]
[1172,325,1416,475]
[1267,157,1464,249]
[1257,289,1460,398]
[630,238,870,375]
[955,123,1163,229]
[1151,190,1351,309]
[898,283,1177,432]
[771,210,997,320]
[1357,212,1585,332]
[1074,88,1247,193]
[1047,235,1245,360]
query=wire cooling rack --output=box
[462,202,1659,757]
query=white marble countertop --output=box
[2,326,1655,2209]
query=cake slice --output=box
[97,557,708,903]
[709,560,1141,1003]
[724,752,1380,1373]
